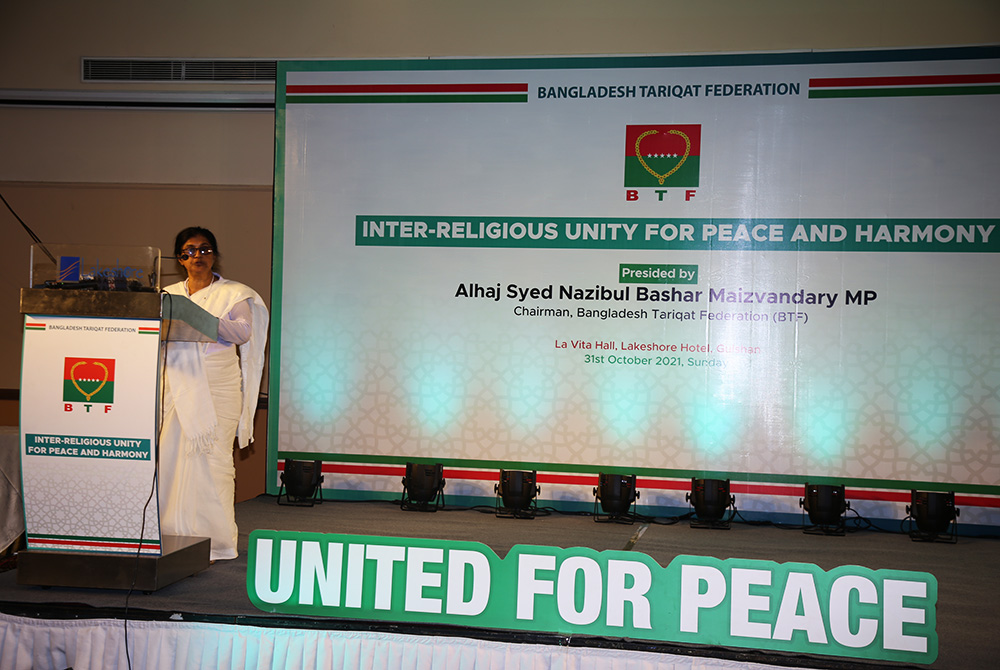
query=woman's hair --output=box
[174,226,221,258]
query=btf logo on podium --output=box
[63,357,116,413]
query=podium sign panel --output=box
[21,313,162,555]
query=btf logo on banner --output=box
[63,357,115,413]
[624,124,701,202]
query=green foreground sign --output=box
[247,530,937,664]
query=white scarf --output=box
[164,275,269,452]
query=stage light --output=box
[593,473,639,523]
[401,462,445,512]
[907,490,959,543]
[687,478,733,529]
[495,470,539,519]
[277,459,324,506]
[800,483,848,535]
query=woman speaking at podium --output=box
[158,227,268,561]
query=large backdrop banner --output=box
[270,47,1000,522]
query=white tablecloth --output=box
[0,427,24,553]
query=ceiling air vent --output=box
[82,58,277,83]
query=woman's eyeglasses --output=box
[178,247,214,260]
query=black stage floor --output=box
[0,495,996,670]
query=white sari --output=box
[158,275,268,560]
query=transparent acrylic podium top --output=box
[30,244,161,292]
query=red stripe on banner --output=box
[846,489,908,503]
[446,468,511,482]
[539,473,597,486]
[731,483,803,497]
[955,495,1000,507]
[286,463,1000,508]
[287,83,529,94]
[809,73,1000,88]
[325,463,403,477]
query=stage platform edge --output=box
[15,535,210,591]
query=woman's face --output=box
[177,234,216,276]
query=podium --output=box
[16,245,217,590]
